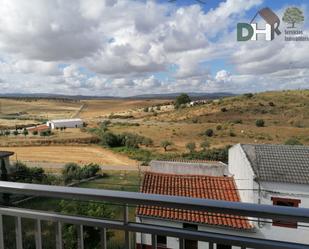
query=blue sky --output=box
[0,0,308,96]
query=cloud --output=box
[0,0,308,96]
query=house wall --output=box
[228,144,309,245]
[228,144,257,204]
[48,120,83,129]
[150,161,227,176]
[136,217,249,249]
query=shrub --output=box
[221,107,228,112]
[192,117,198,123]
[205,129,214,137]
[216,125,222,131]
[255,119,265,127]
[80,163,100,179]
[100,132,122,147]
[186,142,196,153]
[269,102,275,107]
[285,138,303,145]
[32,130,38,135]
[160,140,173,152]
[143,107,149,112]
[244,93,254,98]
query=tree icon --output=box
[282,7,304,28]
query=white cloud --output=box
[0,0,308,96]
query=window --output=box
[183,224,198,249]
[271,197,301,228]
[157,235,167,247]
[217,244,232,249]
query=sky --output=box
[0,0,309,96]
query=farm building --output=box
[46,118,83,129]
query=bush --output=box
[100,132,122,147]
[32,130,38,135]
[216,125,222,131]
[232,119,242,124]
[186,142,196,153]
[62,163,100,184]
[221,107,228,112]
[284,138,303,145]
[143,107,149,112]
[244,93,254,98]
[12,162,47,184]
[255,119,265,127]
[205,129,214,137]
[182,146,230,163]
[269,101,275,107]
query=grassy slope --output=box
[110,90,309,151]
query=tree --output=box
[175,93,191,109]
[255,119,265,127]
[13,130,19,136]
[4,130,10,136]
[186,142,196,153]
[160,140,173,152]
[32,130,38,136]
[59,200,114,249]
[205,129,214,137]
[282,7,304,28]
[23,128,29,137]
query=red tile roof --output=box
[137,172,252,230]
[27,125,50,132]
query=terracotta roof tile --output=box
[137,172,252,230]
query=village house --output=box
[46,118,83,129]
[229,144,309,245]
[136,160,254,249]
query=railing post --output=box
[152,234,157,249]
[100,228,107,249]
[35,219,42,249]
[15,216,23,249]
[0,215,4,249]
[124,204,131,249]
[55,222,63,249]
[77,225,84,249]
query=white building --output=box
[46,118,83,129]
[229,144,309,245]
[136,161,254,249]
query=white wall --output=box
[228,144,257,204]
[48,120,83,129]
[150,160,227,176]
[136,217,249,249]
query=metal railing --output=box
[0,181,308,249]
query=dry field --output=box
[1,90,308,163]
[0,145,138,167]
[80,99,170,123]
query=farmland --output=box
[1,89,309,167]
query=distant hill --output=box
[0,92,235,100]
[129,92,235,99]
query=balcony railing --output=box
[0,180,309,249]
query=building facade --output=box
[46,118,83,129]
[228,144,309,245]
[136,165,254,249]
